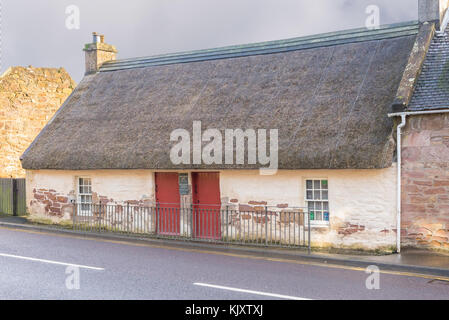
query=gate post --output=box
[12,179,18,216]
[126,202,130,234]
[190,204,194,239]
[73,201,77,230]
[155,202,159,235]
[308,211,311,255]
[265,206,268,246]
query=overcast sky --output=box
[2,0,418,82]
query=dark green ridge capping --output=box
[100,21,419,72]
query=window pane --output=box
[314,190,320,200]
[314,180,321,189]
[310,211,315,220]
[322,190,328,200]
[321,180,328,189]
[316,211,323,221]
[306,180,313,189]
[307,190,313,200]
[323,202,329,211]
[315,202,322,210]
[308,202,314,210]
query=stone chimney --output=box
[419,0,449,28]
[83,32,118,75]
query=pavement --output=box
[1,214,449,280]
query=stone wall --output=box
[401,113,449,251]
[0,66,75,178]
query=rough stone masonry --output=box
[401,114,449,251]
[0,66,75,178]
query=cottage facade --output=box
[21,3,449,252]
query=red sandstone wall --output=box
[401,113,449,250]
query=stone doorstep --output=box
[1,220,449,278]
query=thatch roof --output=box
[22,22,420,170]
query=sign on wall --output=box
[179,173,189,195]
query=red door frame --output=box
[155,172,180,235]
[192,172,221,240]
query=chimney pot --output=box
[100,35,105,43]
[92,32,100,44]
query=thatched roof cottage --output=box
[21,3,448,251]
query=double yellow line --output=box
[1,225,448,282]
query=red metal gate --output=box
[192,172,221,239]
[155,172,180,235]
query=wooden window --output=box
[77,177,92,216]
[306,179,329,223]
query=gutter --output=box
[388,109,449,253]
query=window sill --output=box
[309,221,330,228]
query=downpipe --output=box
[388,109,449,253]
[396,114,406,253]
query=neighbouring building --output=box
[390,1,449,251]
[20,2,449,252]
[0,66,75,178]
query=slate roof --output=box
[21,22,420,170]
[409,28,449,111]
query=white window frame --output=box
[77,177,93,216]
[304,178,330,226]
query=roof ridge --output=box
[100,20,419,72]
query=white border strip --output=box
[0,253,105,271]
[194,282,310,300]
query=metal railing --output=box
[73,202,311,252]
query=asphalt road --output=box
[0,226,448,300]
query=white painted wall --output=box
[220,166,398,250]
[26,165,397,250]
[26,169,155,204]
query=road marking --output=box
[194,282,310,300]
[0,252,104,271]
[1,226,448,281]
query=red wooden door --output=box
[192,172,221,239]
[155,172,180,235]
